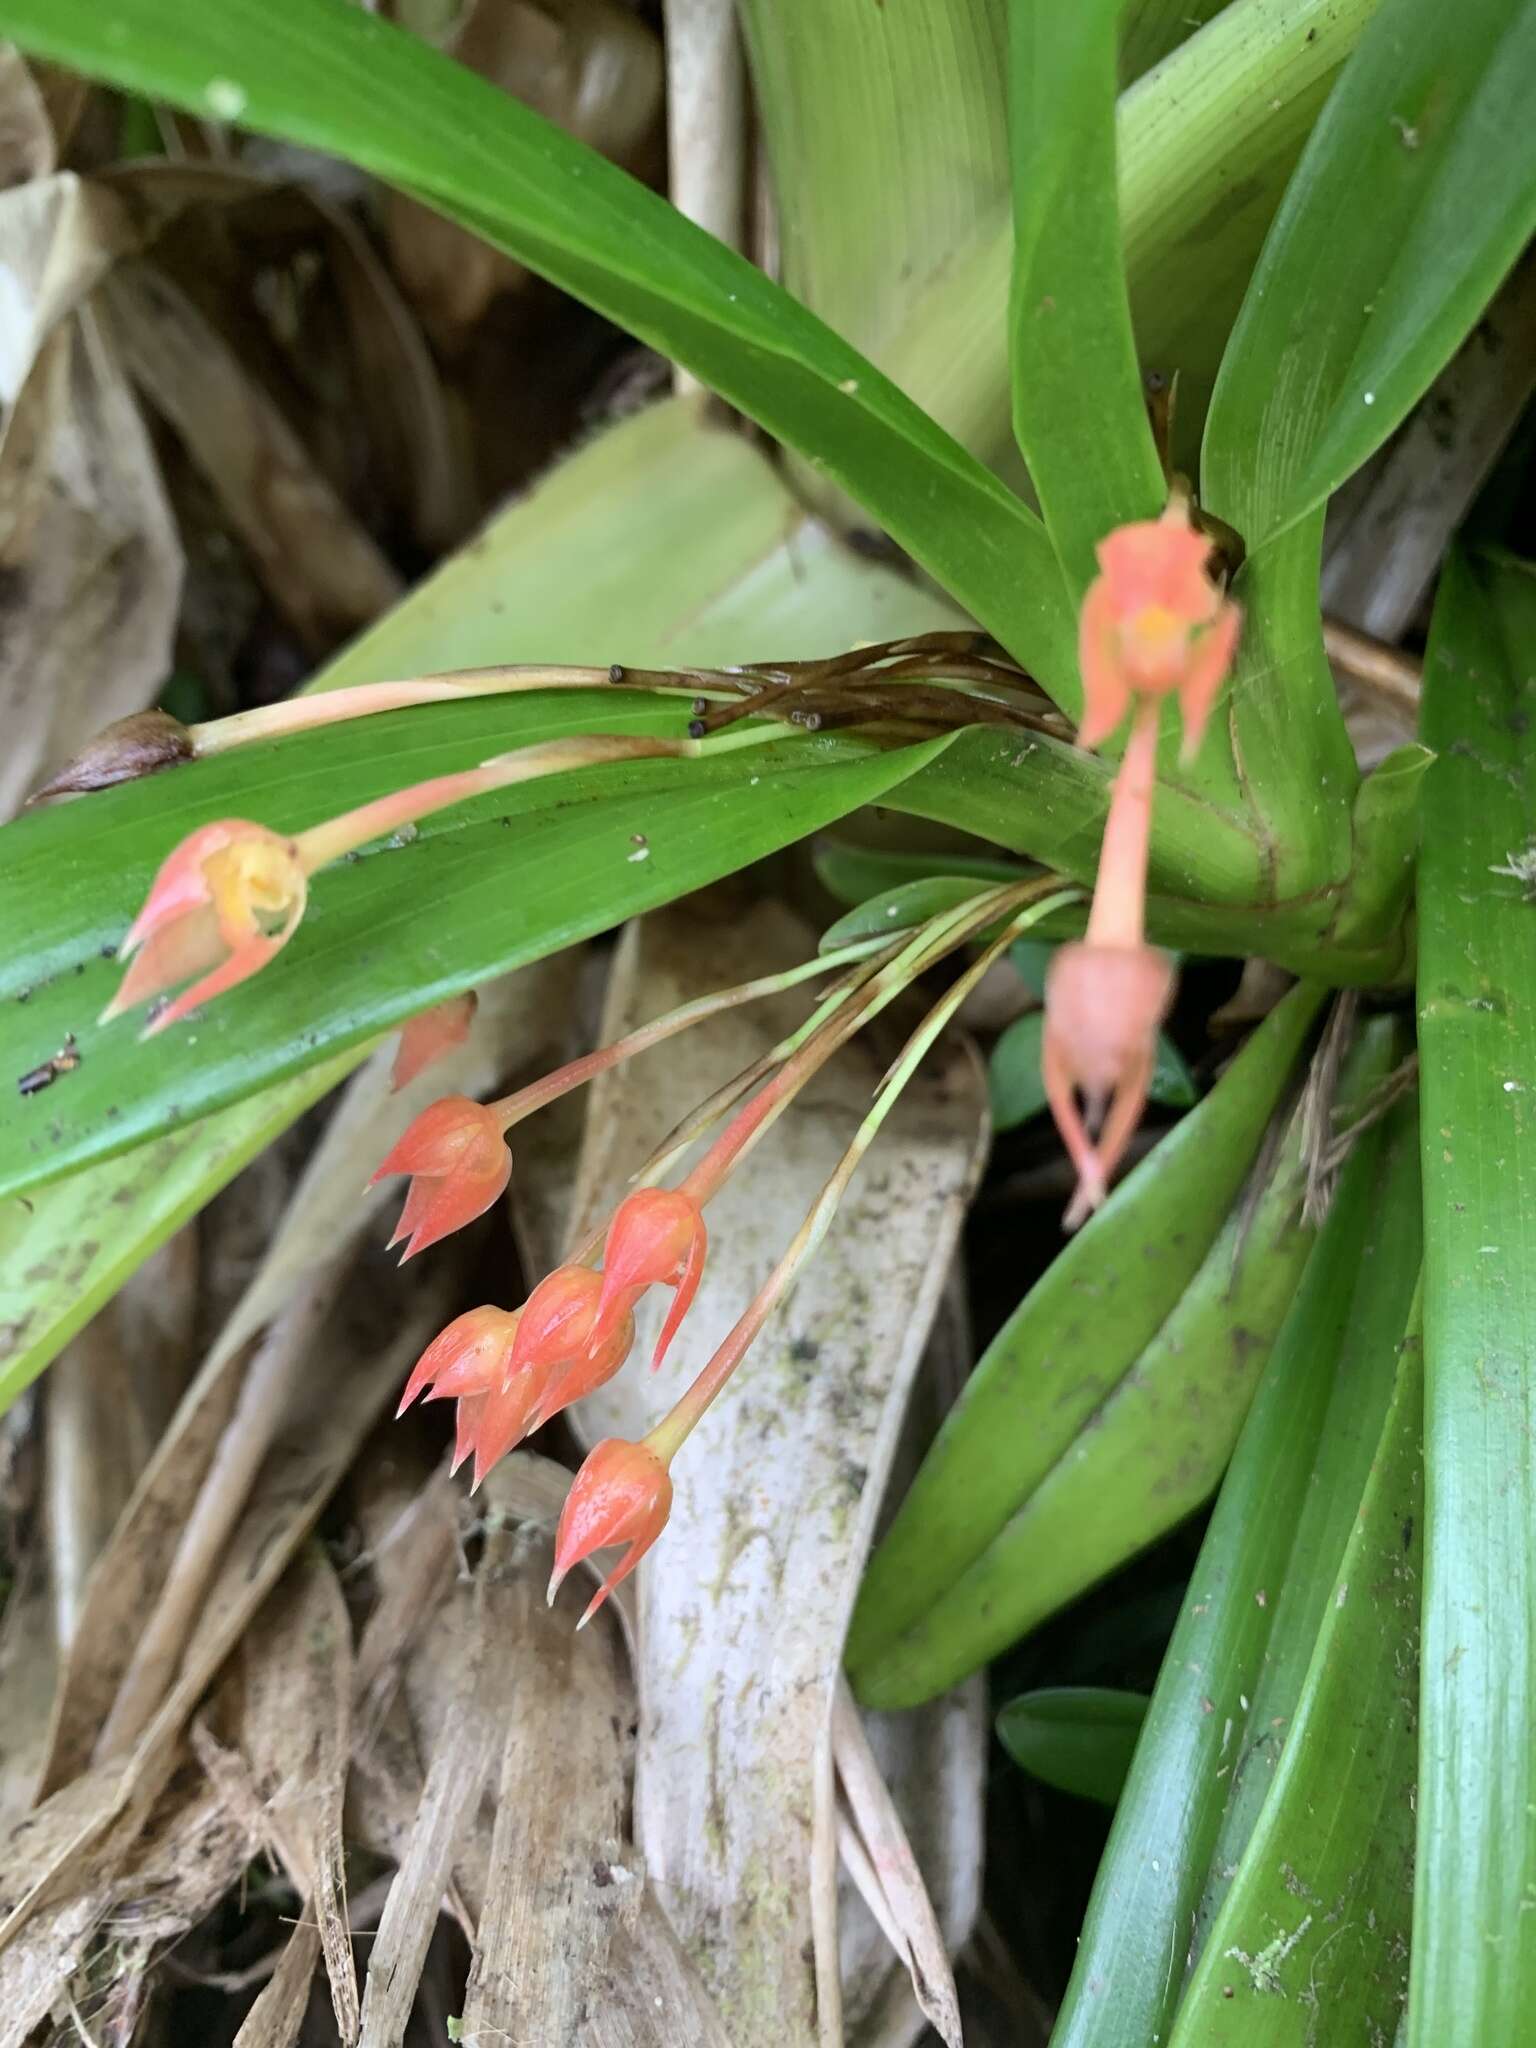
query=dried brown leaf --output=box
[0,174,179,816]
[553,896,989,2048]
[102,258,401,650]
[459,1497,638,2048]
[233,1923,323,2048]
[239,1545,359,2043]
[356,1512,525,2048]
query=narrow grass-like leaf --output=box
[997,1688,1150,1807]
[1188,1096,1421,1953]
[1171,1291,1422,2045]
[846,981,1325,1675]
[1413,546,1536,2044]
[1045,1056,1408,2048]
[812,841,1030,910]
[1008,1,1167,591]
[0,0,1076,690]
[1203,0,1536,546]
[853,1067,1335,1705]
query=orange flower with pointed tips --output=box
[593,1187,707,1371]
[508,1265,636,1435]
[547,1436,673,1626]
[1076,499,1241,758]
[397,1304,520,1415]
[391,991,478,1091]
[371,1095,510,1260]
[102,819,307,1035]
[1042,941,1175,1230]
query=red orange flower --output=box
[391,992,478,1090]
[1076,500,1241,758]
[508,1265,636,1435]
[547,1436,674,1626]
[102,819,307,1034]
[593,1187,707,1371]
[396,1304,520,1415]
[370,1095,511,1260]
[1042,941,1175,1230]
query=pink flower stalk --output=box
[1043,498,1241,1229]
[391,992,478,1090]
[101,819,308,1036]
[1076,497,1242,759]
[547,1436,674,1627]
[592,1187,708,1372]
[370,1095,511,1260]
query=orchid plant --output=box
[2,0,1535,2040]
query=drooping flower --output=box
[467,1372,551,1490]
[547,1436,674,1626]
[1042,941,1175,1230]
[593,1187,708,1371]
[507,1265,636,1434]
[397,1304,520,1415]
[102,819,307,1034]
[1076,498,1242,758]
[370,1095,511,1260]
[391,991,478,1091]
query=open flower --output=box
[547,1436,673,1626]
[593,1187,707,1371]
[1077,498,1241,758]
[102,819,307,1034]
[370,1095,511,1260]
[391,991,478,1090]
[1042,941,1175,1230]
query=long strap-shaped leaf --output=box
[1414,546,1536,2043]
[0,0,1077,692]
[1203,0,1536,546]
[1008,0,1167,594]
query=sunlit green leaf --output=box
[1413,545,1536,2044]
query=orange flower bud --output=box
[1042,940,1175,1230]
[507,1265,636,1434]
[390,991,478,1091]
[593,1187,707,1372]
[397,1304,520,1416]
[1077,502,1241,759]
[547,1436,673,1627]
[370,1095,511,1261]
[102,818,307,1034]
[468,1371,551,1490]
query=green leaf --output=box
[738,0,1008,370]
[1008,1,1166,591]
[997,1687,1149,1807]
[0,0,1076,692]
[818,877,1000,955]
[1187,1095,1421,1953]
[812,840,1031,911]
[0,1051,365,1406]
[0,710,952,1201]
[1203,0,1536,545]
[1413,546,1536,2045]
[853,1071,1322,1706]
[846,981,1325,1678]
[1171,1292,1422,2045]
[1047,1075,1416,2048]
[988,1008,1195,1131]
